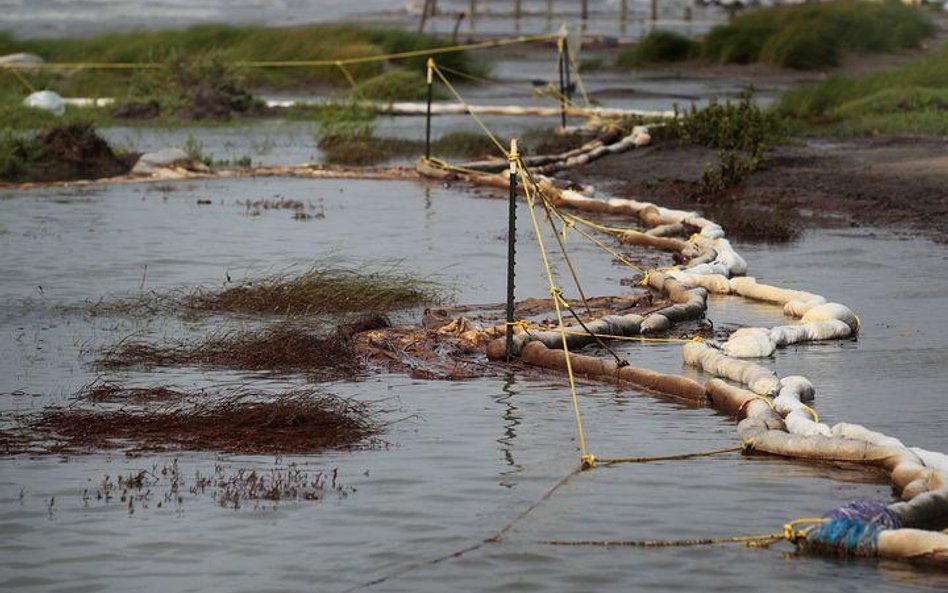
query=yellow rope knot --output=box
[549,287,571,309]
[581,454,596,470]
[737,396,776,419]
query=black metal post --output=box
[563,37,572,105]
[505,139,519,361]
[425,58,433,160]
[557,39,566,128]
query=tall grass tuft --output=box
[703,0,935,69]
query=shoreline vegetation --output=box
[619,0,937,70]
[1,2,945,182]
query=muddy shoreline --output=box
[570,135,948,244]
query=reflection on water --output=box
[0,178,946,592]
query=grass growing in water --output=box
[6,388,379,455]
[616,31,700,68]
[702,0,935,69]
[190,266,438,316]
[0,122,133,182]
[95,322,374,380]
[87,264,440,318]
[776,44,948,134]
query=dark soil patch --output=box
[567,136,948,243]
[5,389,379,455]
[97,323,370,381]
[1,123,136,183]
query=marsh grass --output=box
[348,69,447,102]
[8,387,380,455]
[95,322,370,380]
[85,264,440,319]
[0,24,487,97]
[0,122,133,182]
[702,0,935,69]
[188,266,437,316]
[616,31,700,68]
[777,44,948,134]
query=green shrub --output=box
[759,20,838,69]
[617,31,699,68]
[116,52,262,120]
[672,92,781,195]
[702,0,935,69]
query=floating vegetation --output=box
[6,388,380,455]
[96,322,370,380]
[79,460,353,513]
[79,382,189,404]
[84,265,440,318]
[186,266,437,316]
[237,197,325,219]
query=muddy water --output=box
[1,178,947,592]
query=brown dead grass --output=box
[96,323,371,380]
[8,389,379,455]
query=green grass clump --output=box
[115,53,262,120]
[703,0,935,69]
[187,265,440,316]
[348,69,445,102]
[617,31,700,68]
[0,122,132,182]
[777,44,948,134]
[0,24,487,97]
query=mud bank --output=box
[572,136,948,243]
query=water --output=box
[0,0,727,39]
[1,178,947,592]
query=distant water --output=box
[0,0,724,39]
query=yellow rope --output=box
[432,62,507,157]
[521,166,592,468]
[31,33,560,71]
[423,157,495,177]
[597,446,742,466]
[2,65,36,93]
[543,532,786,548]
[737,395,776,419]
[557,330,704,345]
[799,403,820,423]
[556,216,648,276]
[565,47,592,108]
[335,61,360,90]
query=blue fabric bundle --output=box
[804,501,902,557]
